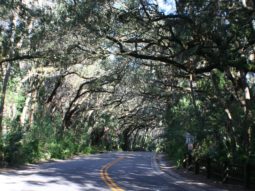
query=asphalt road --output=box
[0,152,226,191]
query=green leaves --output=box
[0,0,254,166]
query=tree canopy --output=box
[0,0,254,165]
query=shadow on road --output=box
[0,153,126,191]
[0,152,231,191]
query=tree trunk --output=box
[189,73,204,140]
[225,69,253,155]
[240,70,252,154]
[20,93,32,125]
[0,62,11,136]
[122,128,131,151]
[211,72,237,155]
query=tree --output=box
[0,0,254,165]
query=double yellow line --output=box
[100,157,125,191]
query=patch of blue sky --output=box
[0,20,9,30]
[113,0,128,11]
[157,0,176,14]
[114,0,176,14]
[149,0,176,14]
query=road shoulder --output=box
[156,153,251,191]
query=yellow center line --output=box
[100,157,125,191]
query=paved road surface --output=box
[0,152,226,191]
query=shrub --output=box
[3,128,24,165]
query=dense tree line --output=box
[0,0,254,165]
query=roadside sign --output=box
[185,132,194,144]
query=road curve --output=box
[0,152,226,191]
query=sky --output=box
[22,0,55,8]
[114,0,176,14]
[156,0,176,14]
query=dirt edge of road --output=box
[156,153,252,191]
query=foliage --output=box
[2,122,24,165]
[0,0,255,166]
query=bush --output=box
[3,128,25,165]
[22,139,40,163]
[1,111,118,165]
[47,142,63,159]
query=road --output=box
[0,152,226,191]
